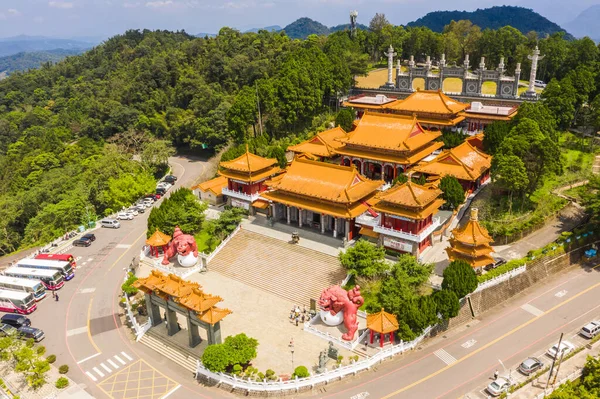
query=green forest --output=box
[0,16,599,256]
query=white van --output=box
[581,321,600,339]
[100,219,121,229]
[534,80,546,88]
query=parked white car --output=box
[127,208,139,216]
[157,182,171,191]
[546,340,575,359]
[143,199,154,207]
[487,377,511,396]
[117,212,134,220]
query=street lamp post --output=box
[291,343,295,370]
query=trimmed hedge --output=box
[58,365,69,374]
[55,377,69,389]
[477,259,526,283]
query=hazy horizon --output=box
[0,0,598,39]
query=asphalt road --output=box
[17,153,600,399]
[24,155,230,399]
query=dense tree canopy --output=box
[441,260,478,299]
[339,239,388,278]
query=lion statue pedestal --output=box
[318,285,364,341]
[161,226,199,268]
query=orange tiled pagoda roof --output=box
[199,307,233,325]
[446,208,494,268]
[219,150,280,183]
[367,308,399,334]
[195,175,228,195]
[154,274,199,298]
[287,127,347,158]
[133,270,167,293]
[373,180,444,220]
[146,229,171,247]
[384,90,468,116]
[261,157,382,219]
[412,141,491,182]
[178,288,222,313]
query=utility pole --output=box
[551,347,566,385]
[545,333,563,393]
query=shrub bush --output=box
[46,354,56,364]
[265,369,276,380]
[477,259,526,283]
[232,364,242,376]
[121,272,138,296]
[292,366,310,379]
[55,377,69,389]
[58,365,69,374]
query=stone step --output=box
[139,333,197,373]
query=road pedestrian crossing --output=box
[84,352,134,382]
[433,348,457,365]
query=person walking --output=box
[493,370,499,380]
[51,290,56,299]
[295,316,299,327]
[55,293,59,302]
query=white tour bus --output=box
[0,289,37,314]
[16,258,74,281]
[3,266,65,291]
[0,275,46,301]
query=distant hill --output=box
[244,25,282,33]
[282,18,330,39]
[564,5,600,41]
[0,49,85,78]
[0,35,95,57]
[407,6,571,38]
[330,23,369,33]
[195,32,217,38]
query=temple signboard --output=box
[383,236,412,253]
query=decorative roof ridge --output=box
[437,90,457,114]
[293,154,358,172]
[406,180,422,206]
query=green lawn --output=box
[195,230,217,254]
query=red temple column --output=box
[390,332,394,345]
[380,333,384,348]
[370,329,374,344]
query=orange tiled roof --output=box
[219,166,280,183]
[446,248,495,268]
[154,274,199,298]
[220,150,278,174]
[265,157,382,204]
[376,180,442,209]
[367,308,399,334]
[338,112,441,152]
[373,198,444,220]
[335,141,444,166]
[132,270,166,292]
[146,229,171,247]
[451,208,493,246]
[288,127,347,158]
[196,176,228,196]
[385,90,468,115]
[199,307,233,325]
[412,140,491,181]
[178,288,222,313]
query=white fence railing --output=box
[195,325,434,393]
[474,265,527,293]
[122,277,151,341]
[302,313,366,351]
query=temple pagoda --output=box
[145,229,171,258]
[412,140,491,193]
[287,126,347,161]
[260,156,383,240]
[334,111,444,183]
[368,177,444,256]
[383,90,468,129]
[217,148,281,212]
[446,208,495,269]
[367,308,399,348]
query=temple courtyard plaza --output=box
[136,222,378,375]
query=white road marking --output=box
[555,290,568,298]
[161,385,181,399]
[78,288,96,294]
[85,371,97,381]
[350,393,370,399]
[77,353,101,364]
[116,244,131,249]
[461,339,477,349]
[521,303,545,317]
[75,256,82,261]
[100,363,111,373]
[87,257,93,261]
[92,367,105,378]
[121,352,133,361]
[433,348,457,365]
[114,355,126,365]
[66,326,89,337]
[107,359,119,369]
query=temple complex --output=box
[287,126,347,161]
[383,90,468,129]
[260,156,383,240]
[193,175,227,205]
[463,102,518,132]
[365,177,444,256]
[216,149,281,211]
[133,271,232,347]
[412,140,491,193]
[446,208,495,269]
[335,112,444,183]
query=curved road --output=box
[24,153,600,399]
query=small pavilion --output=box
[446,208,495,270]
[367,308,399,348]
[383,90,468,129]
[133,271,232,347]
[146,229,171,258]
[287,126,347,161]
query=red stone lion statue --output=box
[318,285,364,341]
[161,226,198,265]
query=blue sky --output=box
[0,0,597,39]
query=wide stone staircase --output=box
[139,329,198,373]
[208,229,346,306]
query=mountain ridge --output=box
[564,5,600,42]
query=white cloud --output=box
[49,1,75,9]
[145,0,173,7]
[7,9,22,16]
